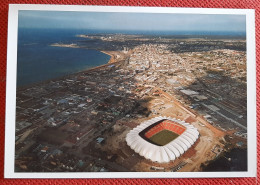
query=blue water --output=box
[17,28,111,87]
[17,28,245,87]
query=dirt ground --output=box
[99,92,226,172]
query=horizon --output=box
[18,27,246,37]
[18,11,246,36]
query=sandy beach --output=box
[101,50,130,63]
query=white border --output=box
[5,4,256,178]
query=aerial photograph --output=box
[15,10,247,173]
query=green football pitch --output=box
[149,130,179,146]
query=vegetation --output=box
[149,130,179,146]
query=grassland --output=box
[149,130,179,146]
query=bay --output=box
[17,28,110,87]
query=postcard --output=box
[5,4,256,178]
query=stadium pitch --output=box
[148,130,179,146]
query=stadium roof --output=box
[126,116,199,163]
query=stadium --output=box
[126,116,199,163]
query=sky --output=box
[18,10,246,34]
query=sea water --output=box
[17,28,110,87]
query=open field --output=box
[148,130,179,146]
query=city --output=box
[15,34,247,172]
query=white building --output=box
[126,116,199,163]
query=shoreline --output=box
[17,46,128,91]
[100,50,127,64]
[50,43,80,48]
[50,43,126,64]
[15,40,247,172]
[17,60,125,91]
[100,51,115,63]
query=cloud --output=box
[18,10,246,33]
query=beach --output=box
[50,43,129,64]
[101,50,130,63]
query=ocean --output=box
[17,28,111,87]
[17,28,246,87]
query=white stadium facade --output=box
[126,116,199,163]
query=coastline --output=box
[17,46,127,90]
[17,60,126,91]
[100,51,115,63]
[100,50,126,64]
[15,39,248,173]
[50,43,80,48]
[50,43,127,64]
[50,42,130,65]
